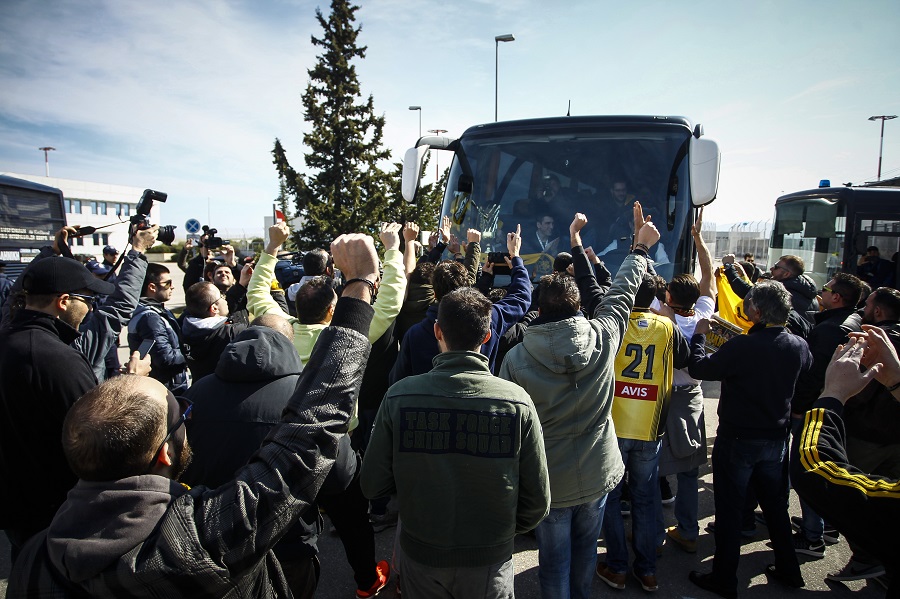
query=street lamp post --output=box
[428,129,448,180]
[38,146,56,177]
[409,106,422,138]
[868,115,897,181]
[494,34,515,122]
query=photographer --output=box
[182,228,237,293]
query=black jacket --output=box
[791,306,861,414]
[691,323,812,439]
[0,311,97,533]
[791,397,900,579]
[782,273,819,318]
[181,313,249,382]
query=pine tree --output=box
[272,0,391,250]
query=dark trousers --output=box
[711,434,799,592]
[318,471,377,591]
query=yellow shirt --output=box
[611,311,675,441]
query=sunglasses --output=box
[64,293,98,310]
[147,397,193,472]
[820,285,833,294]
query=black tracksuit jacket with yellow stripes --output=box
[791,396,899,584]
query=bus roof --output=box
[775,185,900,206]
[0,174,65,197]
[460,115,695,138]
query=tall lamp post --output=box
[868,115,897,181]
[494,34,515,122]
[428,129,448,180]
[409,105,422,138]
[38,146,56,177]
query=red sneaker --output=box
[356,560,391,598]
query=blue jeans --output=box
[655,467,701,543]
[790,417,824,541]
[602,438,661,577]
[534,495,607,599]
[711,434,799,592]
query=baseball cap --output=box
[85,259,112,276]
[23,257,115,296]
[103,245,118,255]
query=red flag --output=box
[274,208,285,223]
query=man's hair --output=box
[303,249,332,277]
[437,287,492,351]
[538,273,580,319]
[830,272,863,308]
[62,376,166,481]
[185,281,220,317]
[251,312,294,339]
[738,260,756,279]
[488,288,507,303]
[871,287,900,321]
[294,276,337,324]
[743,253,754,261]
[552,252,573,273]
[746,280,791,325]
[667,273,700,308]
[858,281,872,309]
[779,255,804,276]
[410,261,435,286]
[536,212,554,223]
[867,246,880,254]
[142,263,170,296]
[432,260,469,301]
[634,273,662,308]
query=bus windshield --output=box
[441,123,693,281]
[769,197,846,288]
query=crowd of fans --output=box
[0,202,898,599]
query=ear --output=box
[481,330,492,345]
[433,321,443,342]
[56,294,71,313]
[150,441,174,473]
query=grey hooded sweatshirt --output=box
[499,252,647,507]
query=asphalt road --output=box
[0,275,887,597]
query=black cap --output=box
[23,257,115,296]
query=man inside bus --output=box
[857,246,893,289]
[521,213,560,256]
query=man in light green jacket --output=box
[499,207,660,599]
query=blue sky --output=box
[2,0,898,238]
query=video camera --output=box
[132,189,176,245]
[201,225,225,249]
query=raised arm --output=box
[247,223,291,320]
[370,222,407,342]
[403,222,420,278]
[692,208,716,299]
[463,229,482,285]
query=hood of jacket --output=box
[784,274,818,301]
[520,316,596,374]
[215,326,303,382]
[46,476,186,582]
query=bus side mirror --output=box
[690,137,721,207]
[402,146,429,203]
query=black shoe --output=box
[765,564,805,588]
[689,571,737,599]
[660,476,675,505]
